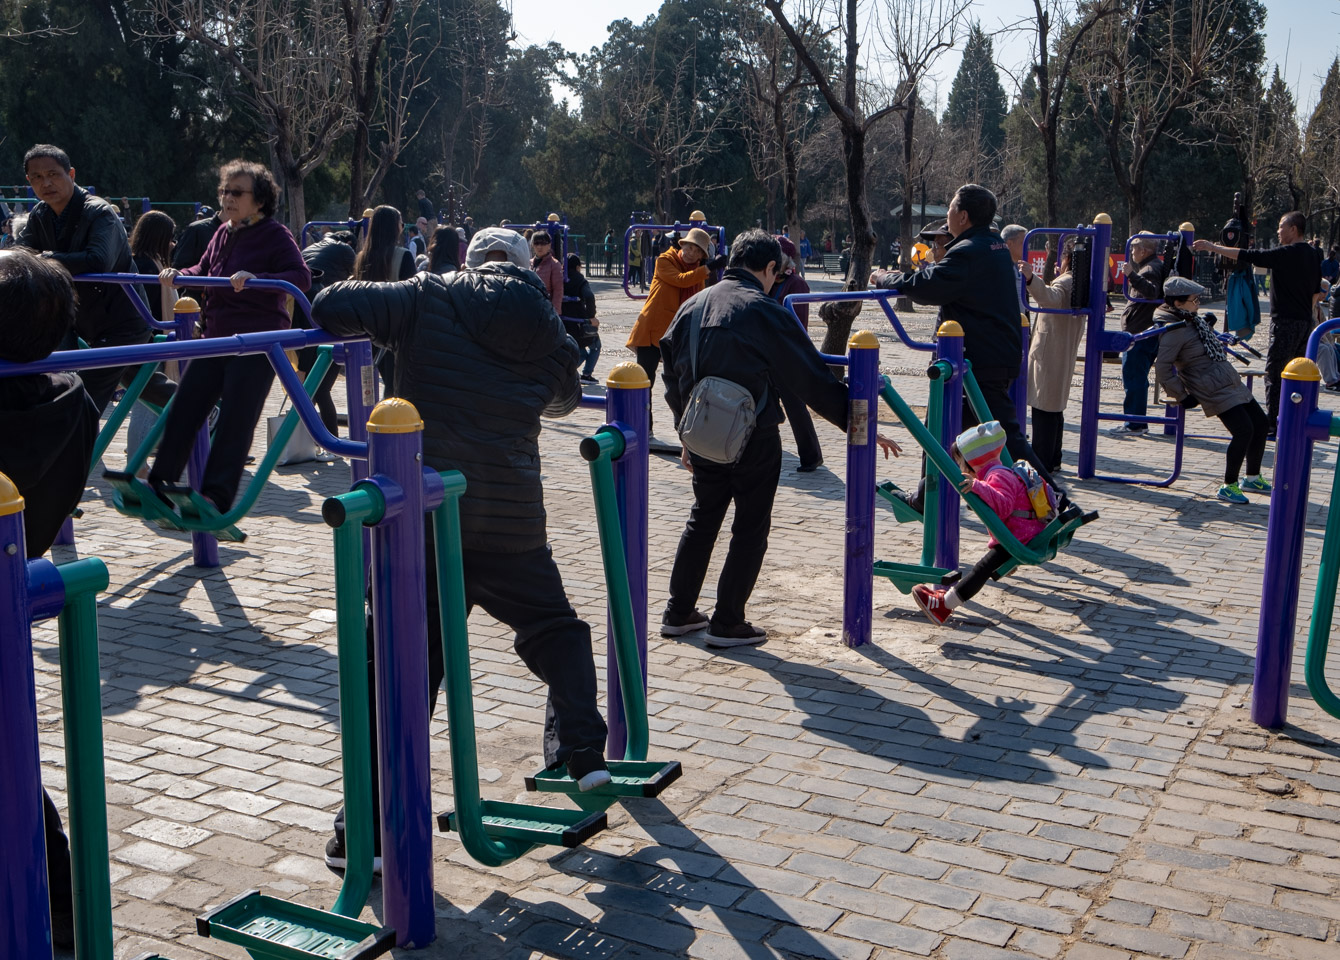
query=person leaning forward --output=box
[658,229,897,649]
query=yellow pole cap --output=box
[547,213,561,222]
[606,360,651,389]
[1092,213,1113,225]
[689,210,706,222]
[1020,313,1030,328]
[366,397,425,434]
[849,330,879,350]
[1179,222,1194,232]
[0,471,23,518]
[1282,358,1322,382]
[174,297,201,314]
[362,208,375,219]
[937,320,964,338]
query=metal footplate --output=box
[160,482,247,542]
[872,561,958,595]
[525,759,682,799]
[876,481,924,524]
[102,471,185,532]
[438,801,607,848]
[197,889,394,960]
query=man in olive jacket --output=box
[311,227,610,865]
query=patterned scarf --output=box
[1171,304,1226,362]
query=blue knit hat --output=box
[955,421,1006,468]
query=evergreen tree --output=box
[942,24,1007,163]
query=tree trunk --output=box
[818,124,872,358]
[897,98,917,311]
[349,115,371,217]
[783,134,800,234]
[286,176,307,238]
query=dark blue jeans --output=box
[1121,335,1160,419]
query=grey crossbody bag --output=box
[677,300,756,464]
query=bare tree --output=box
[1076,0,1257,232]
[342,0,398,218]
[144,0,355,231]
[1212,66,1302,234]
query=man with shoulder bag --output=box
[659,229,897,648]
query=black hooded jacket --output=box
[16,187,146,343]
[312,262,581,552]
[0,373,98,557]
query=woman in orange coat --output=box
[626,227,721,395]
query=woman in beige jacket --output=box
[1020,237,1086,472]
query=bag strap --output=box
[687,296,706,382]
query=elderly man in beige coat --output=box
[1019,236,1087,473]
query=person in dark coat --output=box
[561,253,600,381]
[311,226,612,865]
[1110,232,1186,435]
[0,248,100,950]
[297,230,359,434]
[659,230,898,648]
[16,143,152,413]
[172,207,222,270]
[770,235,823,471]
[870,183,1059,512]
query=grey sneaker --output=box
[661,608,710,637]
[1107,421,1148,436]
[705,622,768,648]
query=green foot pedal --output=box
[876,481,924,524]
[103,471,185,532]
[524,759,681,799]
[197,889,394,960]
[438,801,606,848]
[161,483,247,542]
[872,561,957,595]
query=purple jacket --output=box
[180,217,311,337]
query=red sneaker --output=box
[911,584,952,626]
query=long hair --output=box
[353,205,404,282]
[129,210,176,268]
[428,224,459,273]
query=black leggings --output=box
[636,345,661,430]
[955,543,1012,603]
[1219,399,1269,485]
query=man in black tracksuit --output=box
[658,229,895,648]
[871,183,1057,510]
[1194,211,1324,432]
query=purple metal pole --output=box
[1014,314,1030,430]
[365,399,435,947]
[1252,360,1326,728]
[0,475,55,960]
[174,297,219,568]
[54,517,74,547]
[603,362,650,759]
[934,322,964,572]
[843,331,879,648]
[1077,214,1114,480]
[343,340,376,585]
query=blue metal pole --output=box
[844,332,879,648]
[1253,359,1326,728]
[0,474,54,960]
[343,340,376,589]
[365,399,435,947]
[1077,214,1113,479]
[603,362,650,759]
[934,322,964,572]
[173,297,220,567]
[1015,314,1030,430]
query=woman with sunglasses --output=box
[147,159,311,513]
[1153,276,1271,504]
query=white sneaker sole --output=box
[705,633,767,648]
[325,854,383,875]
[576,770,613,791]
[660,620,709,637]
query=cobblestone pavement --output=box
[32,278,1340,959]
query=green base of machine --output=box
[524,759,681,799]
[872,561,958,594]
[876,481,925,524]
[104,471,187,532]
[438,801,606,848]
[161,483,247,542]
[196,890,393,960]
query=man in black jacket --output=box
[659,229,896,647]
[870,183,1056,509]
[1195,211,1325,432]
[171,206,222,270]
[16,143,151,412]
[0,248,99,949]
[311,226,611,865]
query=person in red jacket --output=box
[530,230,564,316]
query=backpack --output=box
[676,299,757,465]
[1008,462,1059,523]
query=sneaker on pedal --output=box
[1239,476,1272,495]
[324,835,382,875]
[1107,422,1147,436]
[889,487,923,516]
[1217,483,1249,504]
[705,622,768,648]
[911,584,953,626]
[661,607,710,637]
[566,747,612,791]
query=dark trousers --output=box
[148,353,276,511]
[77,323,153,414]
[1120,335,1161,419]
[44,790,72,923]
[667,426,782,629]
[336,538,607,843]
[1030,408,1065,473]
[1219,399,1270,484]
[635,345,661,430]
[780,388,822,467]
[299,362,340,435]
[955,543,1012,603]
[1265,319,1311,428]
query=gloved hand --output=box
[1202,311,1218,328]
[705,254,728,270]
[1180,395,1200,409]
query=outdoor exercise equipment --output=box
[1252,322,1340,728]
[1121,223,1194,304]
[622,210,727,300]
[301,218,368,247]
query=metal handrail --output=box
[77,272,314,324]
[1021,226,1096,317]
[782,289,937,360]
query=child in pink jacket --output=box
[913,421,1046,625]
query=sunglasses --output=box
[218,188,253,198]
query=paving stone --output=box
[1219,901,1329,939]
[1082,919,1190,958]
